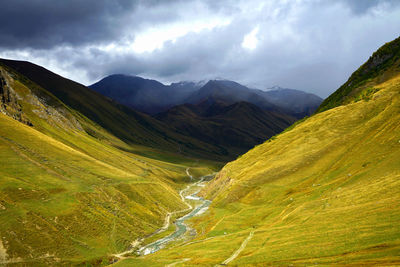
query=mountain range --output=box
[1,59,294,161]
[90,75,323,118]
[88,75,321,158]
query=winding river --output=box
[138,172,214,255]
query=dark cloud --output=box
[0,0,138,48]
[0,0,190,49]
[0,0,399,98]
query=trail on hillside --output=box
[186,167,194,181]
[219,230,255,265]
[165,258,191,267]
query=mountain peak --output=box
[268,85,283,90]
[317,36,400,112]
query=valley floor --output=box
[111,169,215,262]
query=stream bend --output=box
[138,172,215,255]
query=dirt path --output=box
[165,258,191,266]
[186,167,193,181]
[219,230,255,265]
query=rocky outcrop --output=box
[0,68,32,126]
[0,66,85,131]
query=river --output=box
[138,172,214,255]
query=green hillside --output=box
[0,63,218,265]
[0,59,231,161]
[155,101,295,158]
[318,36,400,112]
[120,37,400,266]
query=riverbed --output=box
[138,173,214,255]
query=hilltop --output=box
[318,36,400,112]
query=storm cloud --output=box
[0,0,399,97]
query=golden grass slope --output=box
[121,68,400,266]
[0,66,217,265]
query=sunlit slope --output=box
[318,36,400,112]
[0,113,191,265]
[202,73,400,265]
[128,48,400,266]
[0,66,216,265]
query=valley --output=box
[0,61,221,265]
[110,37,400,266]
[0,8,398,266]
[111,169,215,262]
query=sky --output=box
[0,0,399,97]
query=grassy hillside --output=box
[318,36,400,112]
[118,38,400,266]
[0,64,218,265]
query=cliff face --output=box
[0,69,32,126]
[0,65,86,132]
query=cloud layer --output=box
[0,0,399,97]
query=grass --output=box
[117,63,400,266]
[2,37,400,267]
[0,66,219,265]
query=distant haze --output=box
[0,0,399,97]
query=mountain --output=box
[0,60,222,265]
[0,59,233,160]
[155,100,296,157]
[131,37,400,265]
[258,86,323,118]
[89,74,301,158]
[90,75,202,114]
[0,58,296,265]
[185,80,322,118]
[90,75,322,118]
[90,74,167,114]
[185,79,281,111]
